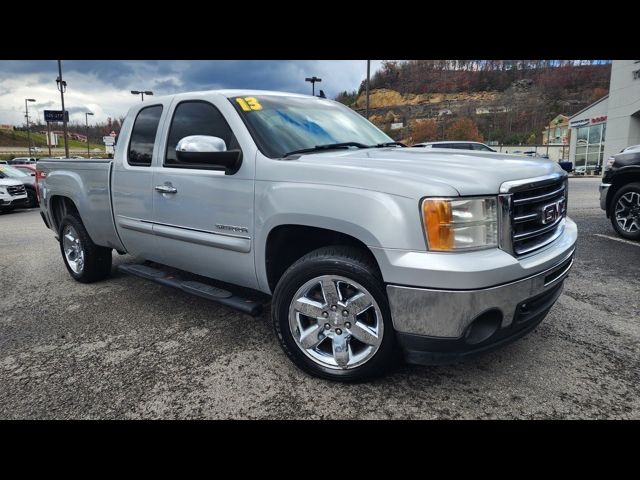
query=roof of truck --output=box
[154,89,314,100]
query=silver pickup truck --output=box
[37,90,577,381]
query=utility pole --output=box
[305,76,321,96]
[365,60,370,120]
[24,98,36,156]
[57,60,69,158]
[46,121,52,157]
[85,111,94,158]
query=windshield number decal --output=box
[236,97,262,112]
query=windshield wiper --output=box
[371,142,407,148]
[282,142,369,157]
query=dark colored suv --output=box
[600,145,640,240]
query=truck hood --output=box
[264,147,565,198]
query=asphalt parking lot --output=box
[1,177,639,419]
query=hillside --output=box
[337,61,611,144]
[0,129,105,151]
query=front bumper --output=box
[599,183,611,212]
[0,195,28,207]
[387,248,574,364]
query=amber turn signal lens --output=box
[422,199,454,251]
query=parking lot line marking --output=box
[593,233,640,247]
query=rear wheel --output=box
[58,214,112,283]
[272,246,397,382]
[610,183,640,240]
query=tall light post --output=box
[57,60,69,158]
[131,90,153,101]
[365,60,370,120]
[305,76,321,96]
[24,98,36,156]
[85,111,94,158]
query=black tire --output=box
[0,207,14,213]
[272,246,397,382]
[609,182,640,241]
[58,214,112,283]
[26,188,38,208]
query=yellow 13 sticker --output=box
[236,97,262,111]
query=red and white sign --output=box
[591,115,607,124]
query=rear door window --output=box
[128,105,163,166]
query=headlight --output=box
[0,187,6,195]
[421,197,498,251]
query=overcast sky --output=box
[0,60,384,126]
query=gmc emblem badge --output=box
[541,199,564,225]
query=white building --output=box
[569,60,640,174]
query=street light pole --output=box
[131,90,153,101]
[57,60,69,158]
[304,77,321,96]
[85,111,94,158]
[24,98,36,156]
[365,60,370,120]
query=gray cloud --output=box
[0,60,382,125]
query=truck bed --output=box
[38,158,125,251]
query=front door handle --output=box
[155,185,177,194]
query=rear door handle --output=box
[155,185,177,194]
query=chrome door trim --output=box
[152,223,251,253]
[116,214,154,234]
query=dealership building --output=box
[569,60,640,173]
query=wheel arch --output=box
[263,223,382,294]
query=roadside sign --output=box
[105,145,115,154]
[103,136,115,145]
[44,110,69,123]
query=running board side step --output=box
[118,263,264,316]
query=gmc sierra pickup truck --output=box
[38,90,577,381]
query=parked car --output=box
[0,177,28,212]
[0,160,7,165]
[8,157,37,165]
[600,145,640,240]
[412,141,496,152]
[12,163,40,206]
[0,164,38,207]
[32,147,43,153]
[38,90,576,382]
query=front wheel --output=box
[26,188,38,208]
[272,246,397,382]
[59,214,112,283]
[610,182,640,240]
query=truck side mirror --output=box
[175,135,242,174]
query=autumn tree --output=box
[410,119,439,143]
[445,117,483,141]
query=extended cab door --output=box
[150,95,258,290]
[112,102,167,258]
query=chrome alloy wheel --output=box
[615,191,640,233]
[62,225,84,274]
[288,275,383,370]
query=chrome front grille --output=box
[7,185,26,196]
[499,173,568,256]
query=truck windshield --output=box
[230,95,393,158]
